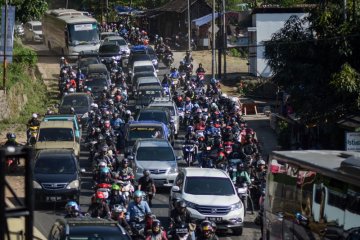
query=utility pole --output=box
[66,0,68,9]
[2,0,8,91]
[211,0,216,81]
[217,0,222,79]
[223,0,226,79]
[187,0,191,51]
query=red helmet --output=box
[96,191,105,199]
[115,95,122,102]
[177,96,183,101]
[185,97,190,102]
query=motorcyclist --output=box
[162,74,170,85]
[4,133,21,147]
[197,220,219,240]
[111,204,132,234]
[169,67,180,79]
[183,50,193,64]
[138,170,156,207]
[126,190,151,223]
[184,126,197,142]
[146,219,168,240]
[64,201,83,218]
[93,145,113,169]
[93,165,112,185]
[240,134,259,157]
[196,63,205,74]
[87,191,111,218]
[164,45,173,57]
[183,97,193,112]
[178,60,187,73]
[109,184,126,207]
[232,162,252,185]
[110,112,124,130]
[26,113,40,142]
[169,200,193,226]
[114,158,134,180]
[59,56,68,69]
[124,110,134,123]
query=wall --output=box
[251,12,307,77]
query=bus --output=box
[42,9,100,59]
[264,150,360,240]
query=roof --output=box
[192,12,219,27]
[39,120,73,128]
[137,138,170,147]
[128,120,166,126]
[46,9,82,17]
[103,36,126,41]
[337,114,360,131]
[153,0,211,13]
[37,149,74,156]
[137,76,159,83]
[252,5,315,14]
[26,21,41,25]
[183,167,229,178]
[58,15,97,24]
[62,92,91,98]
[133,60,153,67]
[271,150,360,186]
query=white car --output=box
[170,168,244,236]
[103,36,130,57]
[24,21,42,43]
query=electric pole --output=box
[211,0,216,81]
[188,0,191,51]
[223,0,226,80]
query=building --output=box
[248,6,311,77]
[146,0,212,38]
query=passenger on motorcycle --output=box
[111,204,132,234]
[146,219,168,240]
[110,112,124,129]
[126,190,151,222]
[197,220,219,240]
[138,170,156,207]
[109,184,126,206]
[88,191,111,218]
[65,201,83,218]
[183,97,193,112]
[115,158,134,180]
[232,162,252,185]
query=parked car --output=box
[170,168,245,235]
[24,21,42,43]
[103,36,130,58]
[33,149,84,207]
[148,97,180,139]
[49,218,131,240]
[128,139,180,187]
[34,121,80,158]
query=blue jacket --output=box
[126,200,151,221]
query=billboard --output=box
[345,132,360,151]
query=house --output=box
[146,0,212,38]
[248,6,312,77]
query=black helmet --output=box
[177,200,187,209]
[6,132,16,140]
[143,169,150,176]
[151,219,161,234]
[200,220,214,238]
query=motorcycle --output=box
[27,126,39,146]
[182,143,196,167]
[130,214,155,240]
[163,54,174,67]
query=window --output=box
[68,23,99,45]
[35,155,75,174]
[328,189,346,210]
[136,146,173,161]
[138,112,167,124]
[128,126,163,142]
[32,25,42,31]
[38,128,74,142]
[99,44,120,53]
[184,177,235,196]
[346,188,360,214]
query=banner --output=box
[0,5,16,63]
[345,132,360,151]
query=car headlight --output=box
[184,200,197,209]
[33,181,42,189]
[169,166,178,174]
[230,201,242,211]
[66,180,80,189]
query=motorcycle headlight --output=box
[230,201,242,211]
[184,200,197,209]
[33,181,42,189]
[66,180,80,189]
[169,166,178,174]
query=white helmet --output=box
[126,110,131,115]
[91,103,98,109]
[111,56,116,60]
[60,56,65,60]
[32,113,38,118]
[69,88,75,93]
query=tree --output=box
[264,2,360,125]
[1,0,48,23]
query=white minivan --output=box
[24,21,43,43]
[130,60,158,81]
[170,168,245,236]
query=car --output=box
[128,139,180,187]
[33,149,84,207]
[130,71,156,90]
[24,21,42,43]
[123,120,171,155]
[134,76,161,94]
[130,60,158,80]
[49,218,131,240]
[170,168,245,235]
[136,107,175,145]
[100,31,119,44]
[134,85,165,109]
[86,63,111,84]
[148,97,180,139]
[76,56,100,75]
[43,114,82,144]
[103,35,130,57]
[34,121,81,158]
[98,43,123,63]
[127,52,152,70]
[83,76,110,102]
[130,45,158,69]
[58,93,94,124]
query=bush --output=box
[12,41,37,66]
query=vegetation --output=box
[1,0,48,23]
[264,0,360,126]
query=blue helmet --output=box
[134,190,143,198]
[65,201,79,212]
[100,166,110,174]
[187,126,194,133]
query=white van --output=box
[130,60,158,80]
[24,21,43,43]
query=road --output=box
[27,42,266,240]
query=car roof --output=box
[43,114,76,119]
[62,93,91,98]
[138,85,163,90]
[137,139,170,147]
[128,120,165,127]
[104,36,126,41]
[140,107,169,112]
[149,101,174,107]
[183,167,229,178]
[100,31,118,36]
[137,76,159,83]
[87,64,108,72]
[133,60,154,67]
[39,120,73,128]
[27,21,41,25]
[37,149,74,157]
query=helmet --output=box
[180,60,184,65]
[111,56,116,61]
[126,110,131,115]
[61,56,65,60]
[134,190,143,198]
[98,161,107,168]
[100,166,110,174]
[65,201,79,212]
[112,184,120,191]
[96,191,105,199]
[101,145,108,152]
[237,162,245,170]
[32,113,38,118]
[7,132,16,140]
[112,204,125,213]
[108,99,114,105]
[176,200,187,212]
[185,97,190,102]
[257,159,266,167]
[115,95,122,101]
[104,120,111,129]
[143,169,150,176]
[187,125,194,133]
[200,220,214,238]
[151,219,161,234]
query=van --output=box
[134,76,161,94]
[35,121,80,158]
[43,114,81,143]
[86,63,111,86]
[24,21,42,43]
[130,60,157,81]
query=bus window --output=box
[68,23,99,45]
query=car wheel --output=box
[233,227,243,236]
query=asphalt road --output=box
[27,42,262,240]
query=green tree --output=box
[1,0,48,23]
[264,2,360,125]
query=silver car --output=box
[103,36,131,58]
[129,139,180,187]
[148,98,180,139]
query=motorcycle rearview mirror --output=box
[171,185,180,193]
[128,155,134,160]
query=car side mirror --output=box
[171,186,180,193]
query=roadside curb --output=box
[5,198,47,240]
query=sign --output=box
[345,132,360,151]
[0,5,15,63]
[74,24,93,31]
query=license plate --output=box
[207,217,222,222]
[47,196,61,202]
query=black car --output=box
[33,149,84,207]
[136,107,175,145]
[83,76,110,102]
[76,57,100,75]
[59,93,94,116]
[99,43,122,64]
[49,218,131,240]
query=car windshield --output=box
[136,146,173,161]
[150,106,175,116]
[134,66,154,73]
[38,128,74,142]
[99,45,120,53]
[61,95,89,107]
[111,39,127,46]
[85,79,108,88]
[33,25,42,31]
[101,32,117,40]
[34,155,75,174]
[184,177,235,195]
[79,58,99,68]
[129,126,164,143]
[138,112,167,124]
